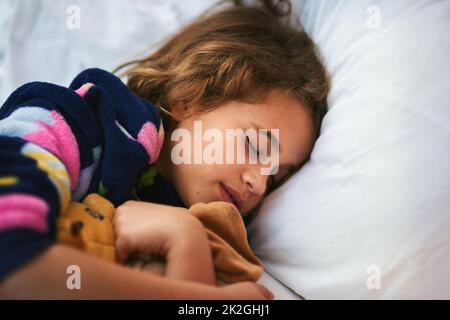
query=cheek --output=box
[195,163,237,180]
[175,163,220,193]
[242,193,264,214]
[252,194,265,207]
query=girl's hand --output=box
[220,282,275,300]
[113,200,216,284]
[113,200,195,262]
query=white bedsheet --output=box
[0,0,219,102]
[257,270,303,300]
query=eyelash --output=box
[246,136,277,189]
[245,136,259,157]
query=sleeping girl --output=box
[0,0,329,299]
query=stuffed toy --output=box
[57,194,263,284]
[57,193,116,262]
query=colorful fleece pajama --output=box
[0,68,166,279]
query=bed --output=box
[1,0,449,299]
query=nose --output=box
[242,166,268,197]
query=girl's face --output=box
[156,90,315,215]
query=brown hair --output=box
[116,0,330,136]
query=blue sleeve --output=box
[0,136,71,280]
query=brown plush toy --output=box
[57,193,116,262]
[57,194,263,285]
[188,201,263,283]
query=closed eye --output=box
[245,136,259,157]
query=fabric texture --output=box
[0,68,164,279]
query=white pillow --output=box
[249,0,450,299]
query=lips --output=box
[219,183,244,209]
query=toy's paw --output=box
[83,193,115,220]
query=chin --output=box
[184,194,206,207]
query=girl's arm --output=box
[0,244,272,299]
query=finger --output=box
[115,237,129,264]
[112,206,123,226]
[255,284,274,300]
